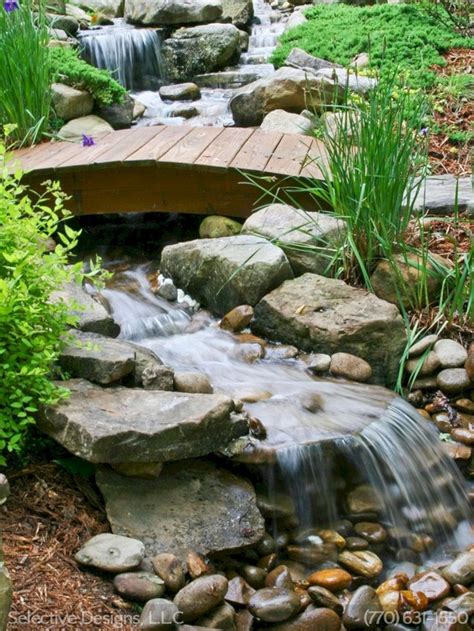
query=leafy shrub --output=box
[0,0,51,146]
[0,133,91,466]
[49,47,126,106]
[272,4,473,88]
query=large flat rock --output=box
[252,274,406,385]
[96,460,265,559]
[160,235,293,316]
[413,175,473,216]
[39,380,243,463]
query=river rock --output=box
[248,587,300,622]
[75,533,145,573]
[220,305,254,332]
[354,522,387,544]
[347,484,382,515]
[405,351,441,377]
[199,215,242,239]
[437,369,471,394]
[433,339,468,368]
[272,605,341,631]
[125,0,222,26]
[307,586,343,614]
[152,553,186,592]
[139,598,181,630]
[343,585,382,629]
[407,570,450,602]
[132,346,174,390]
[241,204,344,276]
[39,379,241,463]
[68,0,123,18]
[442,551,474,586]
[306,353,331,374]
[408,334,439,357]
[96,460,265,558]
[316,67,377,95]
[226,576,256,606]
[465,343,474,380]
[307,568,352,592]
[162,24,241,83]
[230,66,344,126]
[173,371,213,393]
[260,109,314,135]
[265,566,294,590]
[58,114,113,142]
[113,571,165,601]
[221,0,253,27]
[444,591,474,617]
[197,601,236,628]
[252,274,406,385]
[338,550,383,579]
[174,575,228,622]
[161,235,293,316]
[284,10,307,32]
[160,82,201,101]
[52,82,93,121]
[58,330,135,384]
[51,282,119,337]
[330,353,373,383]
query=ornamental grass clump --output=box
[0,131,100,466]
[0,0,51,146]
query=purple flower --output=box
[81,134,95,147]
[3,0,19,12]
[419,127,429,137]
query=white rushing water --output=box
[101,265,473,554]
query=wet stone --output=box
[354,522,388,544]
[196,601,236,629]
[234,609,254,631]
[139,598,180,630]
[75,534,144,573]
[338,550,383,579]
[343,585,382,629]
[455,399,474,414]
[451,427,474,445]
[347,485,382,515]
[346,537,369,551]
[444,591,474,617]
[306,353,332,374]
[442,551,474,586]
[330,352,373,383]
[405,351,441,376]
[257,553,278,572]
[307,568,352,592]
[152,553,186,592]
[408,571,451,602]
[173,371,213,393]
[225,576,255,607]
[265,565,294,590]
[186,552,210,580]
[248,587,301,623]
[174,575,228,622]
[256,533,276,556]
[256,492,295,519]
[409,334,439,357]
[307,586,343,615]
[272,605,342,631]
[241,565,267,589]
[220,305,254,332]
[113,571,165,602]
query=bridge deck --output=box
[12,126,326,217]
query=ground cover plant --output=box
[272,3,473,88]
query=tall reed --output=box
[0,0,51,146]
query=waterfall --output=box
[79,20,165,91]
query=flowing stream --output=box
[99,264,473,559]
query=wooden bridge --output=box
[12,125,326,218]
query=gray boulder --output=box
[286,47,341,73]
[230,66,344,126]
[96,94,134,129]
[316,67,377,95]
[125,0,222,26]
[260,109,314,135]
[52,83,94,122]
[241,204,345,275]
[96,459,265,558]
[39,379,245,463]
[58,114,113,142]
[69,0,124,17]
[159,82,201,101]
[221,0,253,27]
[162,23,241,82]
[160,235,293,315]
[51,282,120,337]
[412,175,473,216]
[284,10,308,31]
[75,533,145,573]
[252,274,406,385]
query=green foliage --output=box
[49,47,126,106]
[272,4,473,88]
[0,134,91,466]
[0,0,51,146]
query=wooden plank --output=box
[88,126,165,167]
[264,133,313,176]
[193,127,254,170]
[57,128,140,170]
[159,127,223,166]
[126,125,192,165]
[230,130,283,172]
[299,138,327,179]
[11,140,75,174]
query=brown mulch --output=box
[429,48,473,176]
[0,463,139,630]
